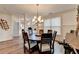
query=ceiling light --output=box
[32,4,43,25]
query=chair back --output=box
[39,29,44,35]
[39,33,52,53]
[48,30,52,33]
[53,31,57,41]
[41,33,52,44]
[22,29,25,39]
[23,32,29,41]
[52,31,57,44]
[22,30,29,53]
[51,31,57,53]
[22,29,29,44]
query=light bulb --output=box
[41,19,43,22]
[32,19,35,22]
[34,16,37,19]
[38,16,41,21]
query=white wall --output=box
[0,13,13,41]
[61,10,77,38]
[53,10,77,41]
[0,13,24,42]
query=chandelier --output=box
[32,4,43,24]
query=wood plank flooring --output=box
[0,37,24,54]
[0,37,65,54]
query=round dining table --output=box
[28,34,42,52]
[29,34,41,41]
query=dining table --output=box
[28,34,42,52]
[29,34,41,41]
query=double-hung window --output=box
[44,17,61,35]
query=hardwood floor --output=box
[0,37,65,54]
[0,37,39,54]
[0,37,24,54]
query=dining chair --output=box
[73,49,79,54]
[22,31,37,53]
[38,33,52,54]
[51,31,57,54]
[39,29,44,35]
[22,29,26,53]
[48,30,52,33]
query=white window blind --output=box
[44,17,61,35]
[44,19,51,26]
[51,17,61,26]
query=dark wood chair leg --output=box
[24,46,26,54]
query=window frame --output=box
[44,16,62,35]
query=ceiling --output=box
[0,4,77,17]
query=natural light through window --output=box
[44,17,61,35]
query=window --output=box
[44,17,61,35]
[44,19,51,26]
[51,17,61,26]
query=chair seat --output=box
[25,41,37,49]
[39,43,50,52]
